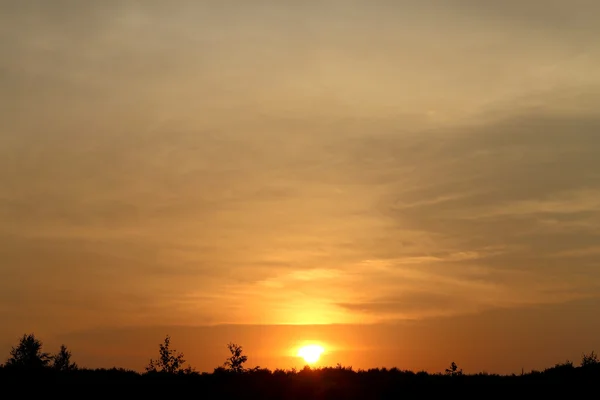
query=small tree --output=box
[146,335,186,374]
[445,361,463,376]
[581,351,599,367]
[52,344,78,371]
[223,342,248,373]
[5,333,51,369]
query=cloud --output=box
[3,92,600,329]
[1,1,600,336]
[337,291,477,316]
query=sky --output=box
[1,0,600,374]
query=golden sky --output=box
[1,0,600,374]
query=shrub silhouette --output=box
[145,335,186,374]
[552,360,574,370]
[581,351,599,367]
[5,333,51,369]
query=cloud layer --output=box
[1,1,600,341]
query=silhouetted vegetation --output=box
[444,361,463,376]
[581,351,599,367]
[223,342,249,373]
[145,334,186,374]
[1,332,599,395]
[51,344,77,372]
[5,333,51,369]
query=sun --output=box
[297,344,325,364]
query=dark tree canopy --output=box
[5,333,51,369]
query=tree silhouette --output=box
[224,342,248,373]
[445,361,463,376]
[5,333,51,369]
[52,344,78,371]
[146,335,186,374]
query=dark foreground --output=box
[1,364,598,397]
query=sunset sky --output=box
[1,0,600,374]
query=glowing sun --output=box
[297,345,325,364]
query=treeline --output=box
[1,332,599,394]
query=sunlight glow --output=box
[297,345,325,364]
